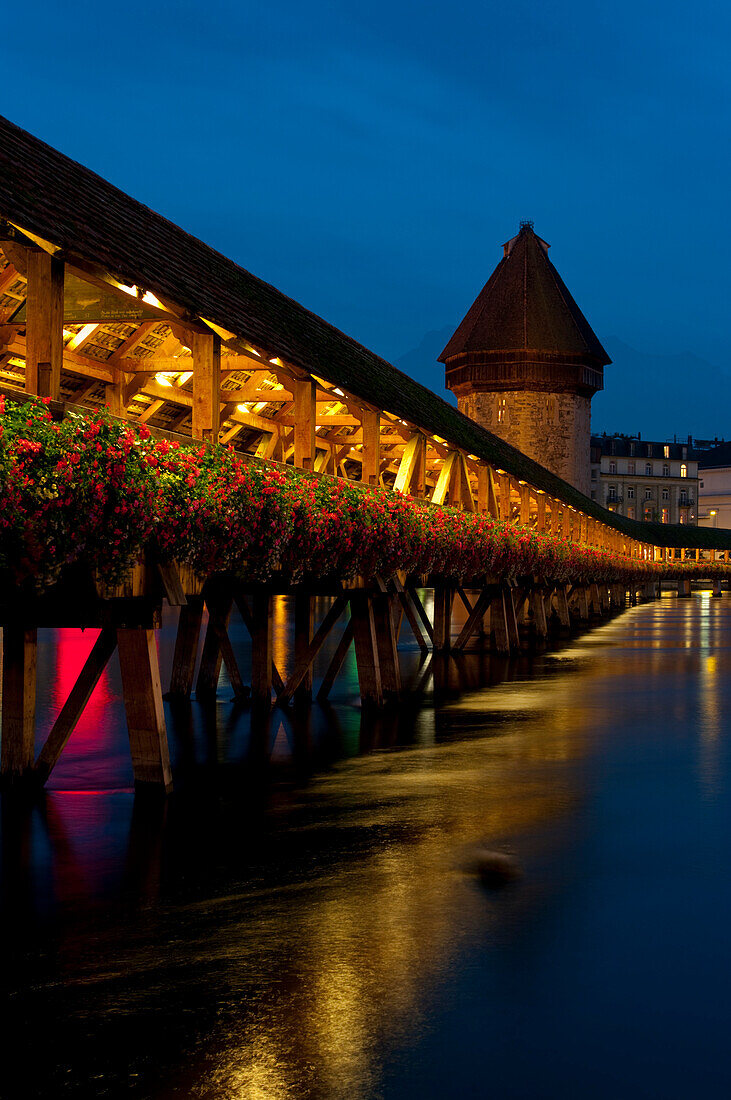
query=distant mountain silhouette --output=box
[395,330,731,441]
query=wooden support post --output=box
[293,589,313,704]
[556,587,572,628]
[207,597,249,698]
[195,594,233,698]
[520,484,531,525]
[433,587,454,651]
[192,332,221,443]
[294,379,316,470]
[105,367,125,418]
[250,591,274,707]
[713,579,723,598]
[350,591,383,705]
[371,591,401,699]
[491,590,510,654]
[117,628,172,792]
[361,410,380,485]
[25,250,64,399]
[531,589,548,637]
[506,587,521,648]
[35,628,118,784]
[576,586,590,621]
[168,597,204,698]
[498,474,512,521]
[1,625,37,782]
[317,618,355,701]
[536,494,546,532]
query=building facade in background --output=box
[441,222,610,496]
[696,442,731,529]
[590,435,698,524]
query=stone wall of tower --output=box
[458,390,592,496]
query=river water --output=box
[2,593,731,1098]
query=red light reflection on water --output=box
[39,629,133,791]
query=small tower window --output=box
[497,397,507,424]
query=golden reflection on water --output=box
[12,596,731,1099]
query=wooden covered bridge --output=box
[1,114,729,792]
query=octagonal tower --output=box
[440,223,610,495]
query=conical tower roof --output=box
[439,224,610,365]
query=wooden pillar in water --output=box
[433,587,454,651]
[350,591,383,705]
[491,589,510,654]
[713,579,723,598]
[117,628,172,792]
[1,625,37,782]
[169,596,204,697]
[294,589,313,704]
[371,591,401,699]
[250,591,274,708]
[506,587,521,648]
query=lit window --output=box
[664,445,670,458]
[662,508,669,523]
[680,464,687,477]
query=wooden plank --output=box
[294,378,316,470]
[192,331,221,442]
[25,250,64,398]
[168,597,204,698]
[117,628,173,792]
[278,594,349,703]
[316,618,355,701]
[1,625,37,780]
[34,628,118,783]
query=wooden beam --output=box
[394,432,425,496]
[431,452,459,507]
[117,628,173,791]
[25,250,64,398]
[294,378,316,470]
[192,332,221,442]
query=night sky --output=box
[5,0,730,436]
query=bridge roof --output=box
[439,223,611,365]
[0,115,726,551]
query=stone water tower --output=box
[440,222,610,495]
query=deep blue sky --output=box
[5,0,730,431]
